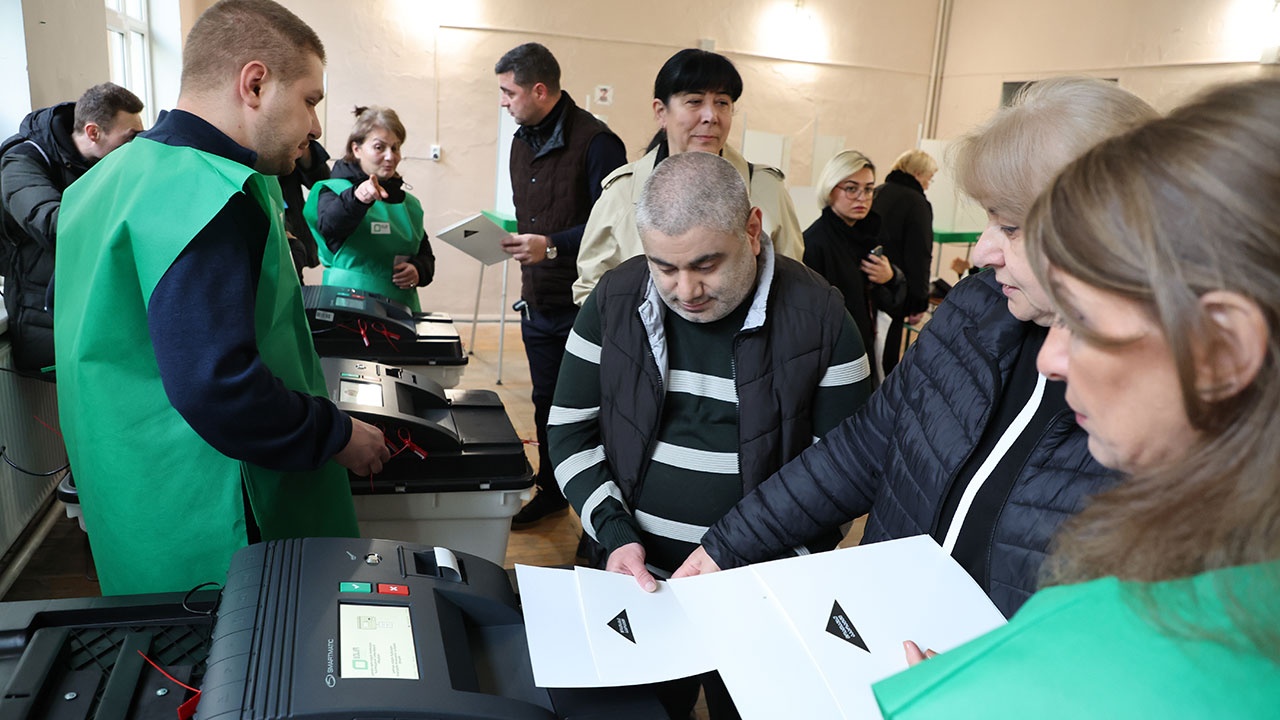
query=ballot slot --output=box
[410,546,465,583]
[320,357,530,491]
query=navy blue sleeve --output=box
[547,132,628,253]
[148,192,352,471]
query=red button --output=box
[377,583,409,596]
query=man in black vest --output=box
[495,43,626,527]
[548,152,870,720]
[1,82,143,375]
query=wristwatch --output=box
[544,237,558,260]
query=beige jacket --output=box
[572,144,805,305]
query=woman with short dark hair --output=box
[573,49,804,304]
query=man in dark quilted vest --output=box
[495,43,627,527]
[548,151,871,719]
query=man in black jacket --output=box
[0,82,143,374]
[495,43,627,526]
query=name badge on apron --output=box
[370,222,391,235]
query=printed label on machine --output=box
[338,604,421,680]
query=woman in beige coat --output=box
[572,48,804,305]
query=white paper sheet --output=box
[435,213,511,266]
[515,565,598,687]
[676,536,1008,718]
[575,566,716,685]
[519,536,1007,718]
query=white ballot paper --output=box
[436,213,510,266]
[517,564,716,687]
[518,535,1007,719]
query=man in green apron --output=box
[53,0,389,596]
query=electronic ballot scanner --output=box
[196,538,667,720]
[303,286,467,387]
[319,358,530,493]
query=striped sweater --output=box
[548,249,870,574]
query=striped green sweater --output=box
[549,278,870,574]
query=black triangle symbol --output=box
[463,229,479,238]
[607,609,636,644]
[825,600,869,652]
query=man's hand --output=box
[355,174,388,205]
[906,312,927,326]
[606,542,658,592]
[861,254,895,285]
[501,233,550,265]
[671,545,722,578]
[333,417,391,475]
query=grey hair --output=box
[636,152,751,239]
[953,76,1157,223]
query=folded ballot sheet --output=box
[516,535,1007,719]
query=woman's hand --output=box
[861,254,894,284]
[392,261,419,289]
[903,640,938,667]
[355,174,388,205]
[671,546,722,578]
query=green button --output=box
[340,582,372,593]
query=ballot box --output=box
[303,285,468,388]
[321,358,533,565]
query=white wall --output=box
[21,0,109,110]
[935,0,1280,138]
[16,0,1280,310]
[0,1,31,135]
[277,0,940,318]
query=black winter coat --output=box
[700,270,1117,617]
[0,103,92,373]
[803,207,905,382]
[874,170,934,317]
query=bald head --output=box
[636,151,752,241]
[636,152,763,324]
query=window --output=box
[104,0,152,124]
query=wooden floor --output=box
[0,318,863,718]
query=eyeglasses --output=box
[836,183,874,199]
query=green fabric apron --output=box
[303,178,424,311]
[55,137,358,596]
[873,562,1280,718]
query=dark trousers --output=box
[882,314,906,376]
[520,305,578,499]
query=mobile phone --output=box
[870,245,884,257]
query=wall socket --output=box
[429,144,441,161]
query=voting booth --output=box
[0,538,666,719]
[303,285,468,388]
[320,358,533,565]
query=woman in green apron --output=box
[305,106,434,311]
[874,78,1280,718]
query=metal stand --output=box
[468,258,512,385]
